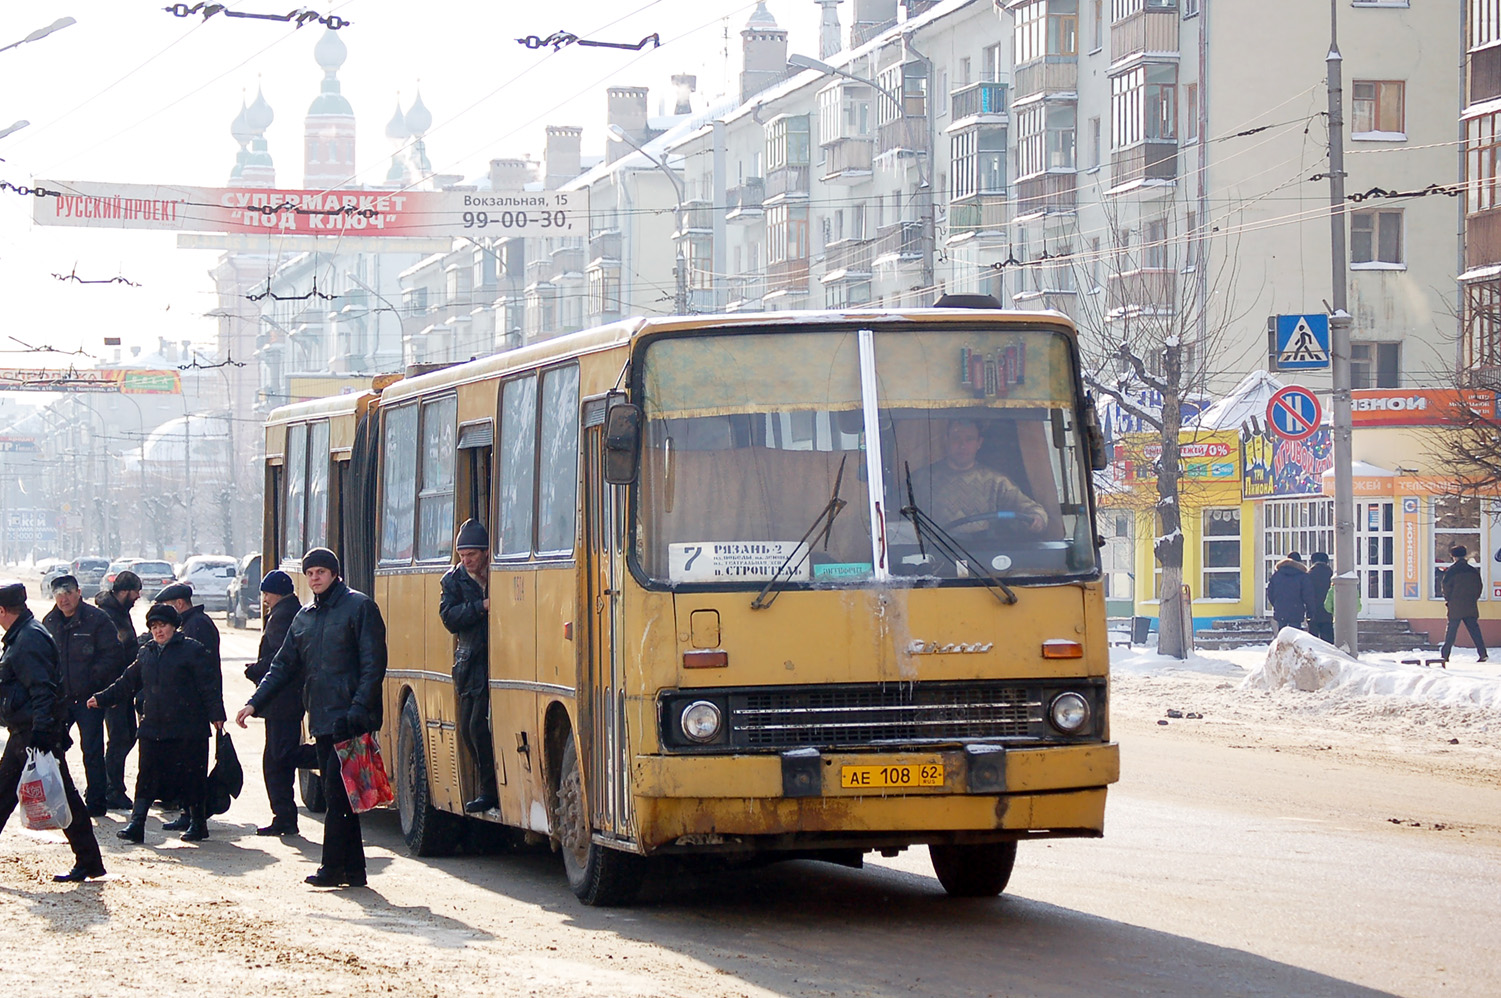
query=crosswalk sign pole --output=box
[1327,1,1359,657]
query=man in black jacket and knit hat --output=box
[96,570,143,810]
[0,580,106,882]
[1265,552,1310,632]
[153,582,223,831]
[1440,545,1488,664]
[236,548,387,888]
[244,569,304,836]
[43,573,127,816]
[440,519,496,814]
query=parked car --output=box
[227,552,262,628]
[37,558,70,588]
[69,556,111,591]
[126,559,177,595]
[178,555,239,612]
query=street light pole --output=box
[1327,0,1358,655]
[608,124,689,316]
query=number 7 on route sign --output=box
[1266,386,1322,441]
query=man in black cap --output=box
[0,580,106,881]
[237,548,387,888]
[153,582,223,830]
[243,569,304,836]
[440,519,496,813]
[1303,553,1335,643]
[42,574,128,816]
[96,570,143,809]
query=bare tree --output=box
[1047,201,1261,658]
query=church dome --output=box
[245,86,275,133]
[747,1,778,27]
[313,27,346,71]
[404,91,432,135]
[231,100,251,146]
[385,98,410,141]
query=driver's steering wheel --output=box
[943,510,1020,531]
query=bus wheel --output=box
[556,737,645,906]
[928,841,1018,898]
[397,697,460,856]
[297,767,326,813]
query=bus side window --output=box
[416,396,458,561]
[379,404,419,563]
[537,364,581,556]
[306,420,331,551]
[284,423,308,564]
[498,375,538,558]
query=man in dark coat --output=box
[1303,552,1335,643]
[236,548,387,888]
[95,570,143,809]
[1265,551,1309,632]
[244,570,304,836]
[42,574,127,816]
[1440,545,1488,664]
[91,602,225,843]
[0,581,106,882]
[154,583,223,830]
[440,519,496,814]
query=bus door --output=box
[582,400,634,842]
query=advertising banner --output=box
[1242,428,1334,499]
[32,180,585,239]
[0,368,181,394]
[1119,431,1240,484]
[1350,388,1497,427]
[1401,495,1421,600]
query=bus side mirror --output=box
[1083,395,1109,472]
[603,403,643,485]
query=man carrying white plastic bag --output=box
[0,581,105,881]
[18,746,73,830]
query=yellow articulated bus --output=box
[263,299,1120,905]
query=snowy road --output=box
[0,607,1496,998]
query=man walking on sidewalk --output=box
[1440,546,1488,665]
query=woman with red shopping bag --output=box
[236,549,386,888]
[0,581,106,882]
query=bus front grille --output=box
[728,682,1038,749]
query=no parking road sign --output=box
[1267,386,1323,441]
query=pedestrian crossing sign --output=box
[1274,314,1331,370]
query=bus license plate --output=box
[840,763,944,789]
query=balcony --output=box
[1107,269,1178,314]
[874,220,924,265]
[950,81,1008,124]
[726,178,765,222]
[766,259,811,298]
[765,164,811,203]
[1467,208,1501,270]
[725,272,766,311]
[948,195,1008,240]
[822,237,874,283]
[876,116,928,158]
[588,230,621,266]
[1013,58,1077,102]
[549,244,585,277]
[1110,141,1178,187]
[1110,9,1180,65]
[1014,171,1076,216]
[820,137,874,185]
[674,199,715,237]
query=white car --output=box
[178,555,239,612]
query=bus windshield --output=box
[635,326,1097,589]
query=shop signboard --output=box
[1401,496,1421,600]
[1350,388,1496,427]
[1242,428,1334,499]
[1119,431,1241,484]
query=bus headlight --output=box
[680,700,723,743]
[1048,692,1091,734]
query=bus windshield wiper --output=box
[900,462,1017,606]
[751,455,848,610]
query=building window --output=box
[1350,341,1400,389]
[1467,109,1501,214]
[1433,496,1482,595]
[1472,0,1501,48]
[1352,80,1405,137]
[1202,507,1241,599]
[1351,208,1403,266]
[1184,83,1198,142]
[767,204,810,264]
[1143,217,1169,269]
[766,115,811,170]
[1090,0,1104,51]
[1182,0,1199,15]
[1111,64,1177,148]
[1089,116,1101,168]
[1112,0,1175,22]
[1018,103,1076,178]
[1103,512,1134,600]
[982,43,1004,83]
[952,125,1007,198]
[1015,0,1078,65]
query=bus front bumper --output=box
[629,742,1119,852]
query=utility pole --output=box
[1327,0,1359,655]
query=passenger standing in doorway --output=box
[236,548,387,888]
[440,519,496,814]
[1266,551,1309,632]
[95,570,143,810]
[244,570,303,836]
[1440,545,1488,664]
[1304,552,1335,643]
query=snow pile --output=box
[1243,627,1501,710]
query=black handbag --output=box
[206,729,244,816]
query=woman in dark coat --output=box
[90,602,225,843]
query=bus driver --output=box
[913,419,1048,536]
